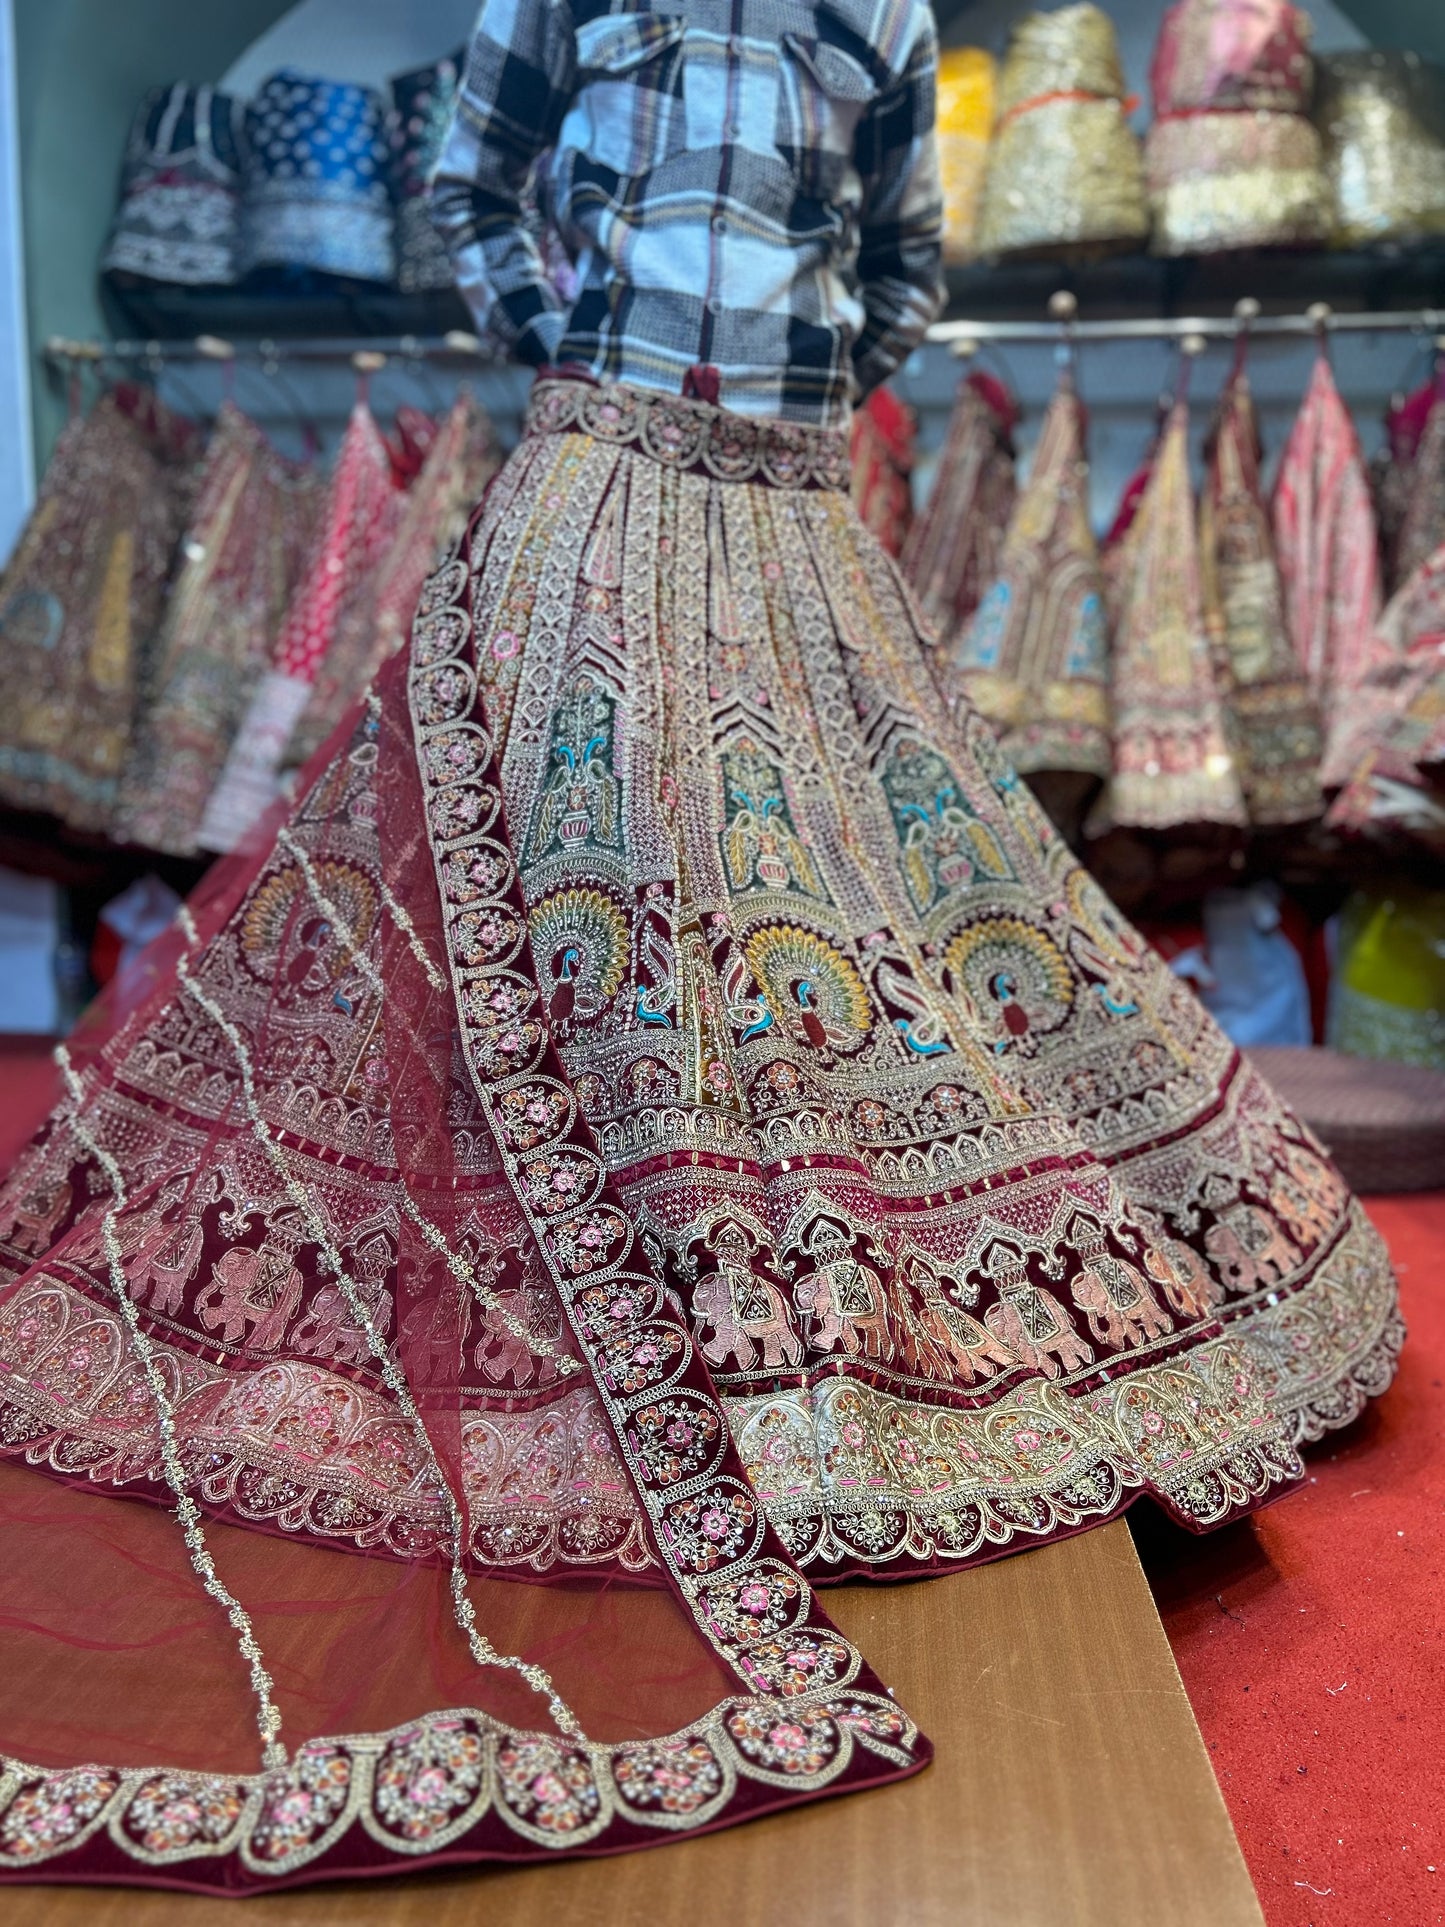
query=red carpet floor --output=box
[1134,1193,1445,1927]
[0,1037,1440,1922]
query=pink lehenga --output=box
[0,377,1400,1892]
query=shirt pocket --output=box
[572,11,687,177]
[775,33,878,205]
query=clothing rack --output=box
[928,297,1445,352]
[42,331,497,370]
[41,300,1445,372]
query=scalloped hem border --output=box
[0,1691,926,1893]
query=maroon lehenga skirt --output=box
[0,377,1400,1892]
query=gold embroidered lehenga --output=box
[0,378,1401,1892]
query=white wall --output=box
[0,0,34,567]
[221,0,478,94]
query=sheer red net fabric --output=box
[0,640,926,1895]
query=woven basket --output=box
[1248,1045,1445,1194]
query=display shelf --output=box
[944,242,1445,321]
[100,274,474,344]
[97,245,1445,349]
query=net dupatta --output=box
[0,568,928,1894]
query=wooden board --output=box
[9,1520,1262,1927]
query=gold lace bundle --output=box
[1145,0,1327,255]
[1316,52,1445,248]
[976,4,1150,260]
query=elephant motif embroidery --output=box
[689,1219,803,1372]
[1141,1231,1223,1321]
[473,1285,564,1388]
[1064,1213,1173,1350]
[981,1241,1093,1379]
[0,1174,72,1255]
[290,1229,394,1363]
[126,1211,208,1317]
[290,1279,390,1365]
[788,1218,892,1361]
[899,1256,1016,1383]
[1204,1203,1302,1295]
[196,1243,305,1352]
[1268,1146,1342,1249]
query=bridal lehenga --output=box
[0,379,1401,1892]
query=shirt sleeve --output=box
[429,0,577,367]
[850,15,945,398]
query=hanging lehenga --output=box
[1091,392,1247,834]
[899,369,1017,643]
[0,386,198,834]
[116,403,324,857]
[1199,366,1323,828]
[1325,538,1445,837]
[941,370,1111,838]
[0,372,1402,1889]
[1272,350,1383,739]
[197,394,405,854]
[282,389,501,773]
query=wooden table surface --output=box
[10,1519,1262,1927]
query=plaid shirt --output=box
[431,0,944,426]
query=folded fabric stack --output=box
[936,47,996,264]
[103,83,245,286]
[1316,51,1445,249]
[238,71,395,285]
[1328,881,1445,1070]
[975,4,1150,260]
[1145,0,1328,255]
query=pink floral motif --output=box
[121,1774,246,1855]
[0,1768,120,1860]
[250,1746,353,1863]
[726,1703,841,1776]
[372,1719,486,1843]
[496,1739,600,1835]
[613,1738,723,1816]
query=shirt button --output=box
[727,120,742,138]
[711,214,727,235]
[728,34,742,55]
[706,296,723,316]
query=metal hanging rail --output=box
[42,331,499,369]
[927,295,1445,350]
[41,295,1445,370]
